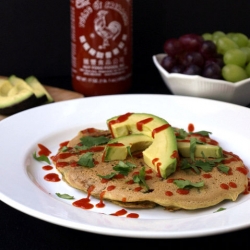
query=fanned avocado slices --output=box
[25,75,53,104]
[0,75,54,116]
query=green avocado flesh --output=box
[106,113,178,179]
[103,134,153,161]
[177,141,223,158]
[25,76,53,104]
[0,75,54,115]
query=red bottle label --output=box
[70,0,132,96]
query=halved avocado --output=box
[103,133,153,161]
[107,113,178,178]
[0,75,37,115]
[0,89,37,115]
[0,79,12,96]
[25,76,53,104]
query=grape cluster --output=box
[202,31,250,82]
[161,34,224,80]
[161,31,250,82]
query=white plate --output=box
[0,94,250,238]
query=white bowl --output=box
[153,53,250,106]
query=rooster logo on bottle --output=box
[94,10,121,50]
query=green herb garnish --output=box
[173,179,204,189]
[181,155,225,174]
[133,166,149,191]
[33,152,51,164]
[217,164,230,174]
[80,136,109,149]
[113,161,136,175]
[214,207,226,213]
[97,172,117,179]
[56,193,75,200]
[60,146,68,152]
[78,152,95,168]
[97,161,136,179]
[191,130,212,136]
[175,128,189,139]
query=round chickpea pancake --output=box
[52,126,249,211]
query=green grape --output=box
[226,32,235,39]
[217,36,239,54]
[223,49,247,67]
[240,47,250,63]
[212,31,226,44]
[202,33,213,41]
[222,64,248,82]
[228,32,248,47]
[245,62,250,77]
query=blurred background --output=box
[1,0,250,93]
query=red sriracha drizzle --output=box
[152,124,170,138]
[38,143,51,156]
[108,112,133,138]
[137,117,153,131]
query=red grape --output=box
[202,62,222,79]
[161,33,224,80]
[179,34,204,52]
[183,64,202,75]
[163,38,183,56]
[182,51,204,67]
[161,55,177,72]
[200,40,217,59]
[170,64,185,73]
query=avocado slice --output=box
[177,141,223,158]
[174,127,223,158]
[0,75,38,115]
[25,76,53,104]
[0,79,12,96]
[107,113,178,178]
[103,133,153,161]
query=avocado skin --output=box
[25,76,54,104]
[0,93,38,115]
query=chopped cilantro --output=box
[175,128,188,139]
[190,137,197,161]
[97,172,117,179]
[181,149,225,174]
[97,161,136,180]
[33,152,51,164]
[78,152,95,168]
[192,130,212,136]
[173,179,204,189]
[214,207,226,213]
[56,193,75,200]
[175,128,212,139]
[74,144,89,151]
[194,160,214,172]
[133,166,149,191]
[127,146,132,157]
[113,161,136,176]
[181,158,200,174]
[80,136,109,149]
[217,164,230,174]
[61,146,68,152]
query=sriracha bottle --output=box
[70,0,133,96]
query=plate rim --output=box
[0,94,250,239]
